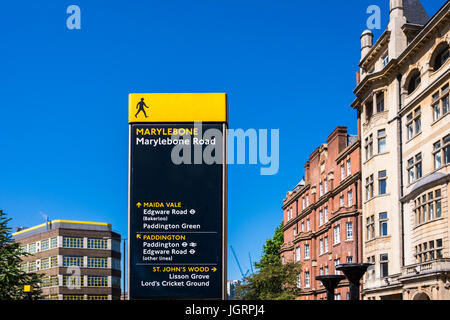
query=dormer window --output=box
[407,70,421,94]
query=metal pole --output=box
[123,238,126,299]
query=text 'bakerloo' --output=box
[135,121,279,175]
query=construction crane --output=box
[230,245,253,279]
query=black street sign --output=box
[128,123,226,299]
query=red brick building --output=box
[281,126,362,300]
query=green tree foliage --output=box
[254,222,284,269]
[0,210,42,300]
[234,221,302,300]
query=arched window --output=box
[431,42,449,71]
[407,70,421,95]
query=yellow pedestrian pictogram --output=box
[136,202,142,208]
[136,234,141,239]
[128,93,228,123]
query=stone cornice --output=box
[353,1,450,105]
[335,139,360,164]
[360,30,391,70]
[282,184,311,210]
[282,172,361,232]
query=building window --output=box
[324,236,329,253]
[382,53,389,68]
[346,222,353,240]
[319,238,324,255]
[432,84,449,121]
[87,276,108,287]
[63,256,83,267]
[407,153,423,183]
[41,258,50,270]
[20,263,28,273]
[28,242,36,254]
[87,257,108,268]
[324,265,329,275]
[367,256,375,280]
[50,256,58,268]
[377,129,386,153]
[20,245,27,255]
[432,43,449,71]
[433,135,450,169]
[380,254,389,278]
[296,274,301,288]
[301,222,304,232]
[63,295,84,300]
[306,218,310,231]
[28,261,36,272]
[415,239,444,263]
[366,101,373,120]
[324,178,328,193]
[304,244,310,259]
[366,215,375,241]
[324,206,328,222]
[379,212,388,236]
[87,238,108,249]
[41,239,49,251]
[376,92,385,112]
[306,195,309,207]
[348,190,353,206]
[302,198,305,210]
[63,237,83,248]
[334,259,341,275]
[341,163,345,180]
[346,256,353,263]
[406,107,421,139]
[319,210,324,226]
[87,295,108,300]
[304,272,310,288]
[346,159,351,176]
[296,247,301,262]
[407,70,421,94]
[333,225,341,245]
[50,237,57,249]
[415,189,442,225]
[41,277,51,288]
[339,195,345,207]
[63,275,84,288]
[365,174,374,200]
[378,170,387,195]
[319,182,323,197]
[365,134,373,160]
[319,268,324,276]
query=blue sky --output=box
[0,0,444,289]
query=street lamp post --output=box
[315,275,346,300]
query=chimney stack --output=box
[360,29,374,61]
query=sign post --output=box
[128,93,228,299]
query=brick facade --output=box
[281,126,362,300]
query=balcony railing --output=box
[402,259,450,277]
